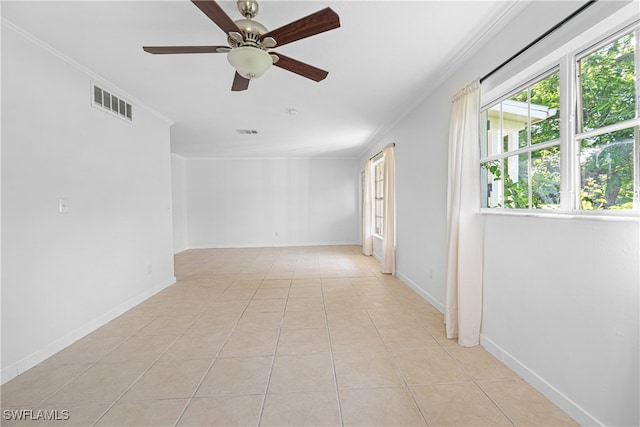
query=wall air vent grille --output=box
[236,129,259,134]
[92,83,132,122]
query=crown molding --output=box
[2,17,175,126]
[356,0,528,161]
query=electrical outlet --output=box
[58,198,69,214]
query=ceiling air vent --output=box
[92,82,132,122]
[236,129,259,134]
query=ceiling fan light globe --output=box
[227,46,272,79]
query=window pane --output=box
[375,199,383,217]
[375,217,383,236]
[481,160,502,208]
[119,99,126,117]
[580,127,635,210]
[504,152,529,209]
[530,72,560,144]
[503,90,528,151]
[484,104,502,157]
[579,32,636,132]
[531,145,560,208]
[480,109,488,158]
[375,162,384,180]
[375,181,383,198]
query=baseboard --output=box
[1,276,176,385]
[395,270,445,314]
[480,334,601,426]
[188,241,361,249]
[392,270,601,426]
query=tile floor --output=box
[1,246,579,426]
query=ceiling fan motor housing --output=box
[230,18,268,47]
[143,0,340,91]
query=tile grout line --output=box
[322,275,346,427]
[92,302,215,427]
[171,274,258,427]
[25,316,161,426]
[360,277,431,427]
[255,267,289,427]
[32,314,160,414]
[439,344,517,427]
[91,334,184,426]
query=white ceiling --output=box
[2,0,515,158]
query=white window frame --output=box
[480,16,640,218]
[480,68,562,210]
[372,157,384,236]
[571,26,640,215]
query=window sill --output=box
[480,209,639,223]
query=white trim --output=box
[480,334,601,426]
[183,155,359,161]
[480,209,639,222]
[576,118,640,141]
[187,241,361,249]
[1,17,174,126]
[395,270,445,314]
[480,139,561,163]
[0,276,176,385]
[357,0,527,160]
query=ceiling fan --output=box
[143,0,340,91]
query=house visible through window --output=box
[374,158,384,235]
[481,71,561,209]
[480,24,639,214]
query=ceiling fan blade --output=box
[259,7,340,47]
[143,46,229,54]
[192,0,242,35]
[271,52,328,82]
[232,72,250,91]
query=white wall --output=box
[358,2,639,426]
[1,23,175,382]
[171,154,188,253]
[482,215,639,426]
[186,157,359,248]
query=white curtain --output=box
[381,144,396,274]
[362,159,373,256]
[445,80,483,347]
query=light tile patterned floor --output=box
[1,246,578,426]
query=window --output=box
[481,71,561,209]
[373,158,384,235]
[480,24,639,214]
[577,31,637,210]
